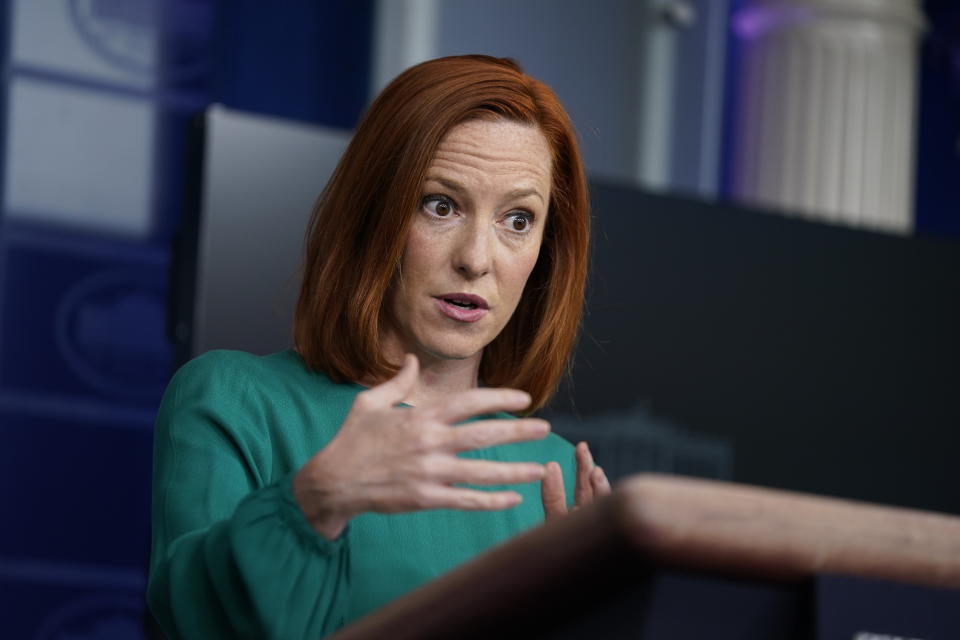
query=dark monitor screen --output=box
[170,105,349,365]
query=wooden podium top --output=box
[331,474,960,639]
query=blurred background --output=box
[0,0,957,636]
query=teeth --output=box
[446,298,476,309]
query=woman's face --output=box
[385,118,552,366]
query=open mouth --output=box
[444,297,477,309]
[436,293,488,310]
[435,294,488,322]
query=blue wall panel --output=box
[0,408,153,567]
[0,227,170,403]
[0,1,374,635]
[915,0,960,236]
[0,581,145,639]
[212,0,373,128]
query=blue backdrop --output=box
[0,1,371,636]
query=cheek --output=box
[503,246,543,301]
[400,226,439,281]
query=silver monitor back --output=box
[190,105,350,358]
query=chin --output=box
[420,342,483,362]
[417,333,489,362]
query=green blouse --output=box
[147,349,576,639]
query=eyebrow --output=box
[426,176,546,205]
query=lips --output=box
[434,293,489,323]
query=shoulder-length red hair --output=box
[294,55,589,413]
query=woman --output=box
[148,55,609,639]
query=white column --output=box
[635,0,731,197]
[730,0,927,234]
[369,0,439,97]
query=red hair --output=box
[294,55,589,413]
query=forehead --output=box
[427,119,553,190]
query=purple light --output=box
[733,5,815,40]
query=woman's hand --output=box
[540,441,611,520]
[293,354,552,540]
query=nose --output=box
[453,221,492,279]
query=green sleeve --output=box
[147,357,349,639]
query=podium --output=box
[330,475,960,639]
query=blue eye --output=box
[423,195,455,217]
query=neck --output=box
[406,352,481,406]
[378,333,482,407]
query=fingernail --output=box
[531,420,549,434]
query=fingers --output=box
[434,388,532,424]
[446,418,550,452]
[540,461,567,520]
[574,441,595,507]
[429,457,544,485]
[416,485,523,511]
[361,354,419,406]
[591,465,611,497]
